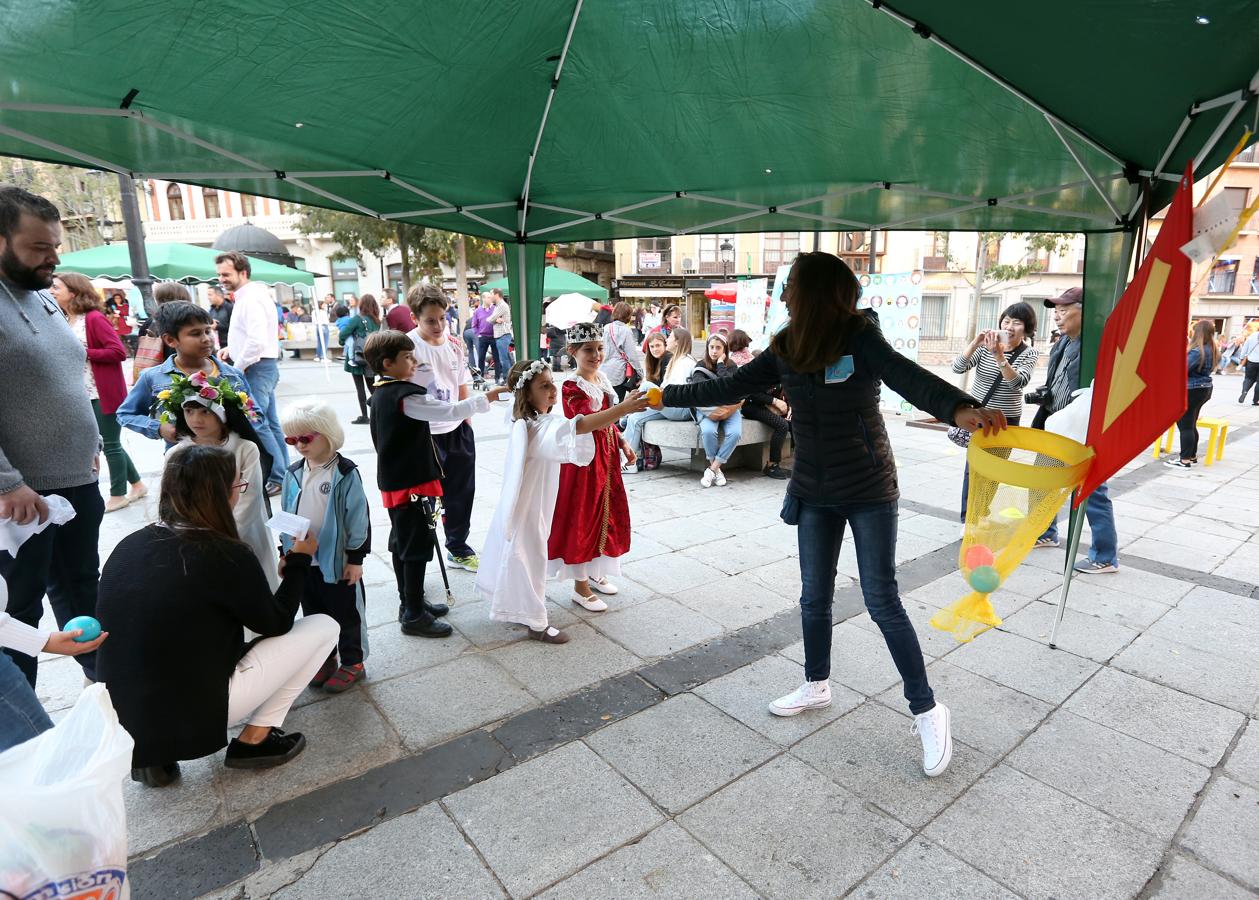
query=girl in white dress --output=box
[476,360,647,643]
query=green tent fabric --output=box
[0,1,1254,349]
[56,242,316,286]
[479,266,608,301]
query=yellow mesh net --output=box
[930,426,1093,643]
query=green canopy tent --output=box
[56,241,316,286]
[478,266,608,301]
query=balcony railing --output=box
[922,255,948,271]
[142,213,303,244]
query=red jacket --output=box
[84,309,129,414]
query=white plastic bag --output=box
[0,684,135,899]
[1045,384,1093,445]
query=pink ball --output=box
[964,544,995,570]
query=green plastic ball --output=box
[968,565,1001,594]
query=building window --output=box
[764,232,800,269]
[332,257,360,301]
[1236,144,1257,163]
[636,236,671,273]
[203,189,221,219]
[1252,258,1259,294]
[1208,259,1239,294]
[166,184,185,220]
[1022,297,1053,341]
[240,194,257,218]
[697,233,735,274]
[975,293,1001,330]
[921,293,949,339]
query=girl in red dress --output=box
[547,322,640,611]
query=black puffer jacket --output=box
[663,321,977,505]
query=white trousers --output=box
[226,614,339,729]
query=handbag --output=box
[706,402,743,422]
[131,334,164,381]
[947,345,1024,447]
[641,442,662,471]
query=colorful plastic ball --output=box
[964,544,995,569]
[65,615,101,643]
[968,565,1001,594]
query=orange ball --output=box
[964,544,995,570]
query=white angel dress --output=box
[476,412,595,630]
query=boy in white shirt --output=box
[406,284,481,573]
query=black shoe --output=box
[352,415,369,425]
[424,599,450,617]
[763,463,790,480]
[224,728,307,770]
[401,611,454,638]
[130,762,181,787]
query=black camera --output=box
[1024,385,1052,406]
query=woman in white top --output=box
[599,302,647,400]
[621,327,696,469]
[311,300,331,362]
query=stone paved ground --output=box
[37,359,1259,899]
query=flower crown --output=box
[566,321,603,345]
[513,359,548,394]
[155,370,258,425]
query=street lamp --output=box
[719,238,734,281]
[99,218,122,244]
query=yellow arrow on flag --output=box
[1103,259,1170,432]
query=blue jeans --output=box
[699,409,742,464]
[476,335,495,378]
[792,497,934,715]
[243,358,289,486]
[1039,480,1118,566]
[622,406,691,454]
[0,644,52,752]
[314,325,329,360]
[494,333,514,383]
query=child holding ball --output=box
[477,360,647,642]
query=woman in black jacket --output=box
[97,445,339,787]
[659,252,1005,778]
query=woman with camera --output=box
[951,302,1040,520]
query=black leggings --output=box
[1177,385,1213,460]
[741,402,791,463]
[352,373,375,418]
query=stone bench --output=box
[642,415,786,471]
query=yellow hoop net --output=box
[930,426,1093,642]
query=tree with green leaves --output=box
[0,159,124,251]
[947,231,1078,338]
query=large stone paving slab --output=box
[586,694,777,814]
[780,621,912,697]
[694,654,862,746]
[368,654,535,751]
[1032,579,1173,630]
[1224,719,1259,789]
[1113,632,1259,713]
[679,528,795,576]
[1146,854,1256,900]
[848,595,963,660]
[593,596,725,658]
[851,837,1019,900]
[678,755,911,899]
[945,628,1099,704]
[536,821,759,900]
[792,702,994,828]
[125,756,224,857]
[672,575,795,630]
[359,620,473,683]
[744,556,807,601]
[272,804,504,899]
[1180,775,1259,888]
[1063,666,1244,768]
[492,622,642,702]
[620,553,728,595]
[998,600,1140,662]
[1006,710,1210,841]
[925,765,1164,900]
[444,741,664,898]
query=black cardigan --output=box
[664,321,976,505]
[96,525,311,767]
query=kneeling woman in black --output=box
[97,444,339,786]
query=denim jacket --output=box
[115,356,250,442]
[279,454,371,584]
[1187,347,1214,390]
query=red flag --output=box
[1079,163,1194,502]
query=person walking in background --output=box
[951,301,1039,520]
[216,251,288,495]
[472,296,496,380]
[463,292,483,375]
[641,303,682,352]
[311,296,331,362]
[339,294,383,425]
[49,272,146,513]
[1238,328,1259,405]
[1166,320,1217,469]
[600,301,646,401]
[207,285,234,346]
[488,288,514,384]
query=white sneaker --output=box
[700,468,716,487]
[588,576,618,595]
[768,681,832,717]
[713,469,727,486]
[912,703,953,777]
[571,592,608,612]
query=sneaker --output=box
[447,552,479,573]
[322,663,366,693]
[1163,458,1192,469]
[309,653,338,689]
[700,468,716,487]
[571,591,609,612]
[224,728,307,770]
[130,762,180,787]
[400,611,454,637]
[588,576,618,595]
[768,680,832,717]
[763,463,790,480]
[1073,559,1119,574]
[528,626,571,644]
[912,703,953,777]
[1033,536,1060,549]
[713,469,727,486]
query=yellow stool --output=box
[1152,418,1229,464]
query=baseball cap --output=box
[1044,287,1083,308]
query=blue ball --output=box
[65,615,101,643]
[968,565,1001,594]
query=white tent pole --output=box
[686,193,764,210]
[126,112,271,172]
[1192,89,1248,115]
[528,216,596,237]
[777,209,872,229]
[1193,98,1248,169]
[604,194,681,216]
[601,214,674,232]
[460,209,517,238]
[0,124,130,174]
[1002,202,1114,225]
[285,176,380,217]
[1044,115,1124,222]
[876,200,991,230]
[530,201,593,217]
[679,208,769,234]
[382,207,459,220]
[388,176,451,207]
[286,170,388,178]
[138,171,272,180]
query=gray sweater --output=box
[0,278,99,492]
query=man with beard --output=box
[0,185,105,687]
